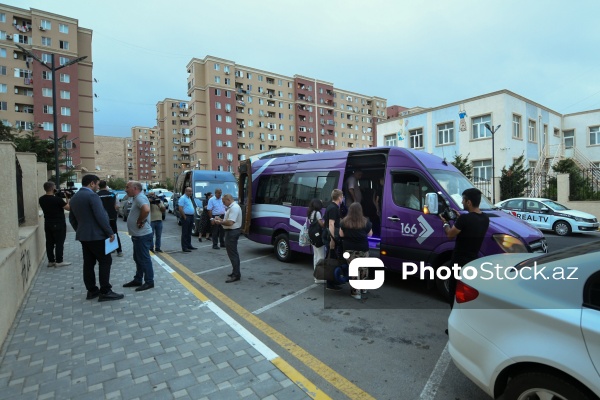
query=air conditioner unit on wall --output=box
[39,26,45,31]
[6,34,12,40]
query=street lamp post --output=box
[16,44,87,189]
[484,123,501,203]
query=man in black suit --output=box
[69,174,124,302]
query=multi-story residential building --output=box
[156,98,191,181]
[129,126,160,184]
[93,135,126,181]
[0,4,95,181]
[377,89,600,202]
[184,55,387,173]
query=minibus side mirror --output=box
[425,193,439,214]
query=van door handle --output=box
[387,216,401,222]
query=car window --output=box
[525,201,543,212]
[542,200,569,211]
[583,271,600,309]
[505,200,523,210]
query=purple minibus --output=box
[238,147,548,298]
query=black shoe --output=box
[86,290,100,300]
[444,329,448,336]
[135,282,154,292]
[326,285,343,291]
[98,290,124,302]
[220,243,226,248]
[198,238,202,242]
[188,246,198,250]
[227,273,234,277]
[225,276,240,283]
[154,249,163,253]
[123,280,142,288]
[212,245,220,250]
[182,249,192,253]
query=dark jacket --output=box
[69,187,113,242]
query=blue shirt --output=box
[179,194,194,215]
[207,196,226,216]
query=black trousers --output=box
[181,214,194,250]
[44,222,66,263]
[212,215,225,246]
[81,240,112,293]
[225,228,242,277]
[109,219,122,253]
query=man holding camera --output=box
[440,187,489,307]
[148,192,166,253]
[39,181,72,268]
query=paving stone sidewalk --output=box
[0,232,310,400]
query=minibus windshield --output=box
[430,170,494,210]
[194,181,238,199]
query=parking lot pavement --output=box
[0,231,315,400]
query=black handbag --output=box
[313,252,338,281]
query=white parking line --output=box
[419,342,451,400]
[195,255,271,275]
[252,284,319,315]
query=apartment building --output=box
[184,55,387,173]
[0,4,94,180]
[156,98,191,181]
[93,135,126,181]
[377,89,600,201]
[129,126,160,183]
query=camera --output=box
[441,207,457,221]
[150,197,162,205]
[55,188,74,199]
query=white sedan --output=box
[495,197,598,236]
[448,242,600,400]
[167,197,174,214]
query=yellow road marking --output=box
[161,252,375,400]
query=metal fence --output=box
[570,168,600,201]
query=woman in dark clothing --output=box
[198,192,213,242]
[339,202,373,300]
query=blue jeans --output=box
[151,220,163,250]
[131,233,154,284]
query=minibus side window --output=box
[391,173,430,211]
[255,174,293,205]
[290,171,339,207]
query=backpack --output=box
[308,212,324,248]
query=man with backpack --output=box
[322,189,344,291]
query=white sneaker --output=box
[55,262,72,267]
[361,290,368,294]
[350,290,361,300]
[314,279,326,284]
[47,262,56,268]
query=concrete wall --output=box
[557,173,600,218]
[0,143,46,348]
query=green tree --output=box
[499,154,529,200]
[548,159,599,200]
[0,120,16,142]
[107,177,126,190]
[163,178,174,191]
[451,153,472,180]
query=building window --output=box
[590,126,600,145]
[528,120,536,142]
[473,160,492,182]
[215,115,222,122]
[41,37,51,46]
[61,107,71,116]
[512,115,521,139]
[216,140,223,147]
[59,24,69,33]
[0,65,5,76]
[384,134,397,147]
[0,13,5,23]
[42,71,52,80]
[437,122,454,145]
[215,76,220,83]
[60,73,70,83]
[0,101,5,111]
[60,90,70,99]
[217,153,223,159]
[42,88,52,97]
[41,53,51,63]
[43,105,53,114]
[214,88,221,96]
[61,123,71,132]
[563,130,574,149]
[226,128,232,135]
[42,122,53,131]
[471,114,491,139]
[410,128,423,148]
[215,101,221,109]
[59,40,69,50]
[214,63,220,71]
[40,20,51,30]
[0,48,5,58]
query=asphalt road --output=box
[116,212,599,400]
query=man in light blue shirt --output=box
[207,189,226,249]
[178,187,197,252]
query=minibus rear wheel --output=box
[274,233,292,262]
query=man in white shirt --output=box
[214,194,242,283]
[345,170,363,207]
[207,189,226,250]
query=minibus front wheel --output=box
[274,233,292,262]
[435,260,452,303]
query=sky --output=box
[7,0,600,137]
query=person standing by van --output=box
[39,181,71,268]
[214,194,243,283]
[440,188,490,307]
[97,180,123,257]
[345,170,363,207]
[178,187,197,252]
[207,189,226,250]
[340,203,373,300]
[323,189,344,291]
[307,199,326,283]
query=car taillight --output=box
[455,281,479,303]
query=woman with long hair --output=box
[307,198,326,283]
[339,202,372,299]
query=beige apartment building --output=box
[184,55,387,173]
[93,135,126,181]
[156,98,191,182]
[129,126,160,183]
[0,4,95,181]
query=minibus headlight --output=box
[492,234,528,253]
[195,206,202,216]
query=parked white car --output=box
[167,197,174,214]
[448,241,600,400]
[495,197,598,236]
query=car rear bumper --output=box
[448,309,508,398]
